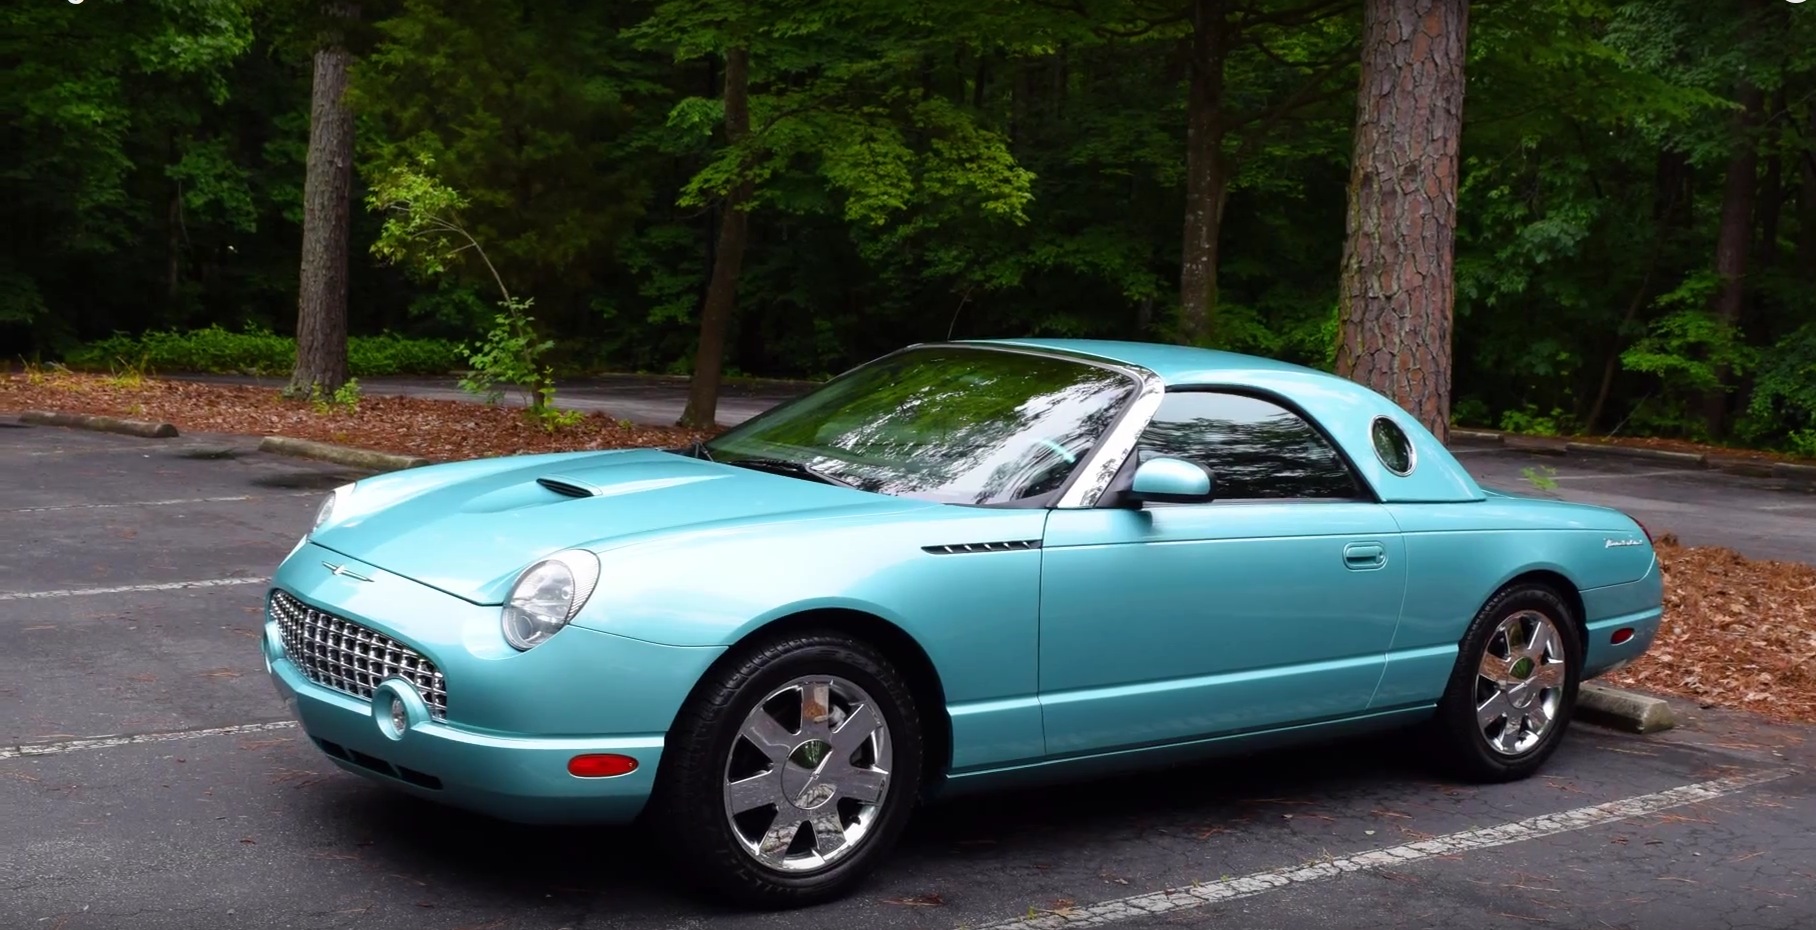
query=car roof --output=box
[965,337,1320,385]
[957,337,1486,504]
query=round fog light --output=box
[373,678,429,741]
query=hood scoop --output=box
[537,475,599,498]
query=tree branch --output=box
[1234,0,1353,30]
[1230,55,1352,163]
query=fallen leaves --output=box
[1606,541,1816,725]
[0,372,708,461]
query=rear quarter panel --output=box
[1371,496,1660,708]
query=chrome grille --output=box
[270,590,447,719]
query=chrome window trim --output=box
[1054,368,1167,509]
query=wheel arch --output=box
[696,607,954,794]
[1485,569,1587,646]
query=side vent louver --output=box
[536,477,595,498]
[922,539,1041,555]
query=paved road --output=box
[182,373,1816,566]
[3,422,1813,930]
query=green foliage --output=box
[4,0,1814,461]
[1621,285,1758,396]
[366,161,565,417]
[1522,466,1560,492]
[63,327,464,377]
[1499,407,1574,438]
[310,377,362,415]
[458,297,557,412]
[1739,324,1816,452]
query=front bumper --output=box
[264,543,726,825]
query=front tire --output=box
[651,631,923,907]
[1433,583,1583,783]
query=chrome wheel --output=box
[1475,609,1569,755]
[722,675,892,873]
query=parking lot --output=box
[4,421,1814,930]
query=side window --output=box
[1135,391,1361,500]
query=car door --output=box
[1038,389,1408,757]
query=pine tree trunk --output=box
[1335,0,1469,444]
[678,46,753,430]
[1703,83,1762,436]
[1177,0,1228,346]
[287,2,359,397]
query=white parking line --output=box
[966,767,1793,930]
[0,577,268,601]
[3,495,254,514]
[0,720,296,760]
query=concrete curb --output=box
[1564,441,1707,467]
[1449,429,1504,444]
[19,410,178,438]
[1577,683,1677,734]
[1454,428,1815,481]
[1774,462,1816,484]
[257,436,431,472]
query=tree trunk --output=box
[1702,82,1762,435]
[1177,0,1228,346]
[1756,89,1784,271]
[678,46,753,430]
[1335,0,1469,444]
[287,2,359,397]
[1801,100,1816,282]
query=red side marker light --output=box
[568,754,639,778]
[1611,628,1635,645]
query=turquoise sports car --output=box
[263,339,1662,905]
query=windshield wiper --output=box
[724,455,856,489]
[673,439,714,462]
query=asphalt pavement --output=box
[3,418,1813,930]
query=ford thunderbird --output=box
[262,339,1663,905]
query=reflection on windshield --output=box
[705,347,1137,504]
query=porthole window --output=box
[1371,417,1415,476]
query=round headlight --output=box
[312,483,355,535]
[502,550,599,651]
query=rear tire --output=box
[1432,583,1583,783]
[650,630,923,908]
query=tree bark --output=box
[1335,0,1469,444]
[678,46,753,430]
[287,2,359,397]
[1801,100,1816,282]
[1702,82,1762,435]
[1177,0,1228,346]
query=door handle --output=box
[1343,542,1387,570]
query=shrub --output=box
[63,326,464,377]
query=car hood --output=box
[309,449,925,604]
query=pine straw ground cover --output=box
[5,372,1814,724]
[0,370,708,460]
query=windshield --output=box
[704,346,1139,505]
